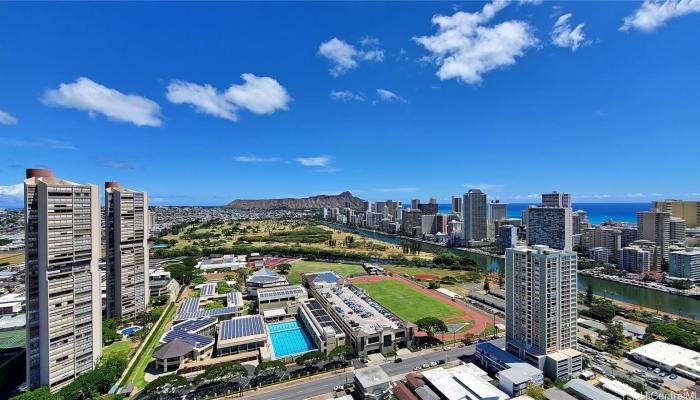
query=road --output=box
[238,338,505,400]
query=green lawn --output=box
[123,302,176,389]
[103,339,136,359]
[385,265,463,279]
[354,279,465,323]
[286,261,365,284]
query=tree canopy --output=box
[295,350,326,367]
[141,375,190,399]
[416,317,448,337]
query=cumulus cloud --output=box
[42,77,161,127]
[166,74,291,121]
[376,89,408,103]
[413,0,538,84]
[234,155,281,163]
[295,156,331,167]
[621,0,700,32]
[0,183,23,199]
[318,37,384,76]
[166,81,237,121]
[330,90,365,102]
[463,183,503,191]
[0,110,17,125]
[226,73,291,115]
[551,13,590,51]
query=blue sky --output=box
[1,1,699,207]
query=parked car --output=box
[413,366,422,371]
[443,346,452,351]
[422,363,430,369]
[333,386,344,392]
[430,361,437,367]
[653,368,661,374]
[394,358,403,363]
[669,374,678,380]
[437,360,446,365]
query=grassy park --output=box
[354,279,466,323]
[103,339,136,359]
[285,260,365,284]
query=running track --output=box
[349,274,491,340]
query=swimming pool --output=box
[268,320,316,358]
[118,325,143,336]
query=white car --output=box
[430,361,438,367]
[333,386,344,392]
[443,346,452,351]
[413,366,422,371]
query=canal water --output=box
[332,223,700,319]
[578,275,700,320]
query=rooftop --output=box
[152,338,194,359]
[320,285,402,334]
[219,315,266,341]
[354,365,391,388]
[498,362,543,385]
[564,379,618,400]
[257,285,307,302]
[630,341,700,375]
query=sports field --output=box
[286,261,365,284]
[354,278,465,323]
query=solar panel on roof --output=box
[200,283,216,296]
[219,316,265,340]
[180,298,200,313]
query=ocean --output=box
[437,202,651,224]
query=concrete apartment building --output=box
[451,196,462,214]
[670,217,687,244]
[105,182,149,320]
[617,246,651,273]
[462,189,487,242]
[581,226,621,263]
[653,199,699,228]
[637,211,671,261]
[497,225,517,255]
[669,248,700,282]
[401,208,422,236]
[541,191,571,208]
[505,245,581,381]
[24,169,102,391]
[526,206,573,252]
[489,201,507,222]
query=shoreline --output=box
[579,269,699,298]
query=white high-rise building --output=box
[541,191,571,208]
[526,206,573,251]
[24,169,102,391]
[462,189,487,242]
[105,182,149,320]
[669,248,700,282]
[669,217,687,244]
[505,245,581,380]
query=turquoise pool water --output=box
[269,320,316,358]
[118,325,142,336]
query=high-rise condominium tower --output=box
[505,245,580,379]
[637,211,671,261]
[462,189,487,242]
[451,196,462,214]
[653,199,699,228]
[24,169,102,391]
[526,206,573,251]
[541,191,571,208]
[105,182,149,320]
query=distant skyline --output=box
[1,2,700,207]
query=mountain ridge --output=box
[226,191,365,210]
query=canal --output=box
[578,274,700,320]
[329,223,700,319]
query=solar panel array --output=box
[174,307,240,322]
[257,286,305,301]
[317,272,339,283]
[163,317,216,348]
[219,315,266,340]
[305,299,342,334]
[226,291,242,307]
[180,298,200,313]
[200,283,217,297]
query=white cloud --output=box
[234,155,281,163]
[627,192,645,198]
[295,156,331,167]
[318,37,385,76]
[102,160,136,170]
[42,77,161,127]
[166,74,291,121]
[551,13,590,51]
[0,183,23,199]
[0,110,17,125]
[376,89,408,103]
[376,187,418,193]
[166,80,237,121]
[413,0,538,84]
[513,193,539,200]
[330,90,365,102]
[226,73,291,115]
[519,0,542,4]
[621,0,700,32]
[359,36,381,47]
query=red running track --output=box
[349,275,491,339]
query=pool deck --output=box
[268,320,317,359]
